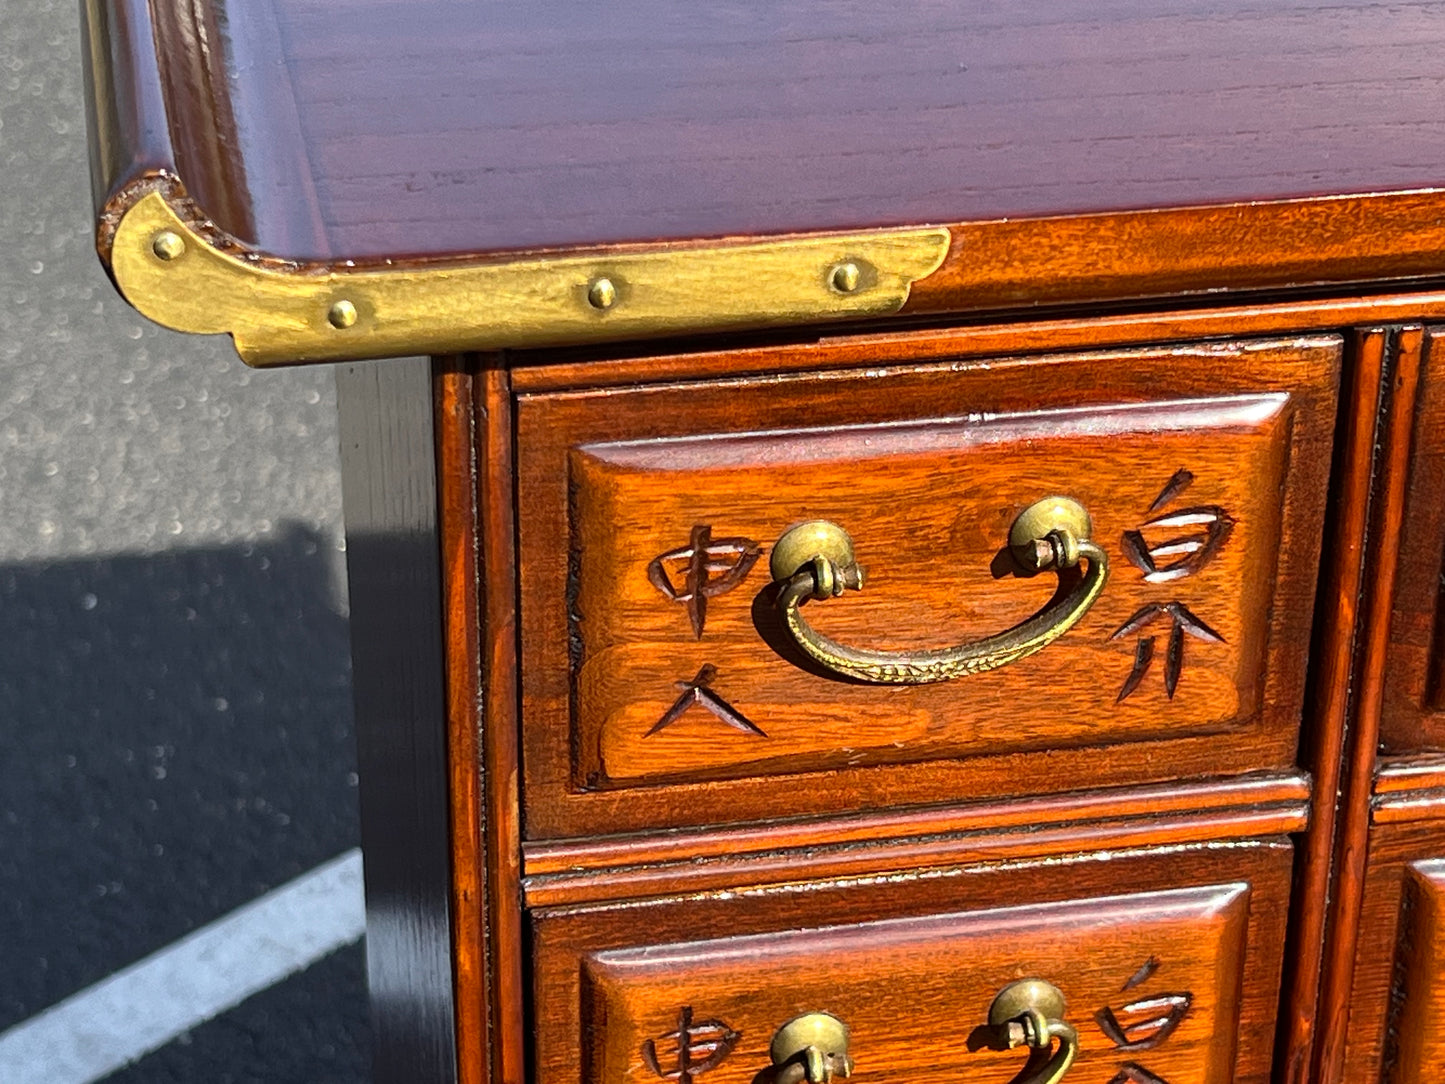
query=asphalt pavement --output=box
[1,1,369,1079]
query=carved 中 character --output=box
[1112,470,1231,701]
[646,664,765,738]
[641,1006,741,1083]
[648,524,762,638]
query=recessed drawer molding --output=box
[518,337,1339,836]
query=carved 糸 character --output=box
[1112,470,1231,701]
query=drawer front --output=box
[1342,811,1445,1081]
[532,843,1291,1084]
[517,337,1339,837]
[1383,328,1445,752]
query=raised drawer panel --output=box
[1342,796,1445,1081]
[532,841,1292,1084]
[516,337,1339,837]
[1383,328,1445,751]
[583,887,1244,1084]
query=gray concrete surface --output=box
[1,0,368,1079]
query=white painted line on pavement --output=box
[0,848,366,1084]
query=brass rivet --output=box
[587,277,617,310]
[327,300,359,329]
[151,231,186,261]
[830,261,862,293]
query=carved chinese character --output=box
[648,525,762,638]
[641,1006,741,1083]
[1097,993,1193,1051]
[1122,468,1234,583]
[1112,470,1233,701]
[1109,601,1224,701]
[647,664,766,737]
[1107,1064,1169,1084]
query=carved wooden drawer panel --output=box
[531,841,1291,1084]
[1341,766,1445,1081]
[516,337,1339,837]
[1383,328,1445,752]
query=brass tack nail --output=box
[327,300,359,329]
[587,277,617,310]
[151,232,186,261]
[830,261,861,293]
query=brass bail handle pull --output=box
[987,979,1079,1084]
[768,983,1076,1084]
[768,497,1108,684]
[769,1013,854,1084]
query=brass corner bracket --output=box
[108,192,951,366]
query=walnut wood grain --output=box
[1314,327,1426,1084]
[1383,330,1445,752]
[533,842,1292,1084]
[516,337,1338,837]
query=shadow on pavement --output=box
[0,521,367,1080]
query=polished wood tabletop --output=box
[89,0,1445,258]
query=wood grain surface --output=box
[1313,328,1426,1084]
[520,772,1309,908]
[516,336,1339,837]
[1383,329,1445,751]
[181,1,1445,260]
[1339,818,1445,1082]
[1389,860,1445,1083]
[532,841,1292,1084]
[1276,329,1394,1084]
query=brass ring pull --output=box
[986,979,1079,1084]
[768,498,1108,684]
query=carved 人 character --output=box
[646,664,766,737]
[648,524,762,638]
[641,1006,741,1083]
[1121,469,1234,584]
[1107,1064,1170,1084]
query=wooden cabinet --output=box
[77,4,1445,1083]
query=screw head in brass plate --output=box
[587,276,618,310]
[150,231,186,261]
[327,299,359,329]
[829,261,862,293]
[769,520,857,582]
[988,978,1068,1029]
[770,1012,851,1067]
